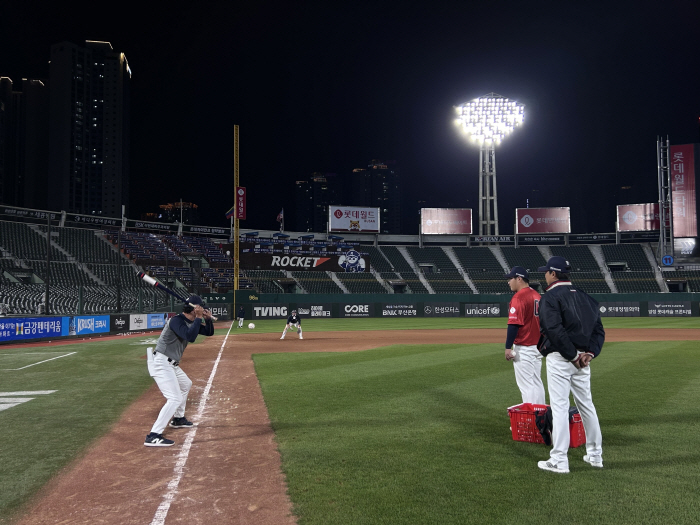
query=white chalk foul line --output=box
[3,352,77,370]
[150,323,234,525]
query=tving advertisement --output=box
[252,304,289,319]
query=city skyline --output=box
[1,2,699,235]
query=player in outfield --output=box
[280,309,303,339]
[504,266,545,404]
[536,256,605,473]
[145,295,215,447]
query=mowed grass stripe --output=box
[254,340,700,525]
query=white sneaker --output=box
[299,335,303,340]
[537,460,569,474]
[583,455,603,468]
[280,336,285,340]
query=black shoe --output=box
[144,432,174,447]
[169,417,194,428]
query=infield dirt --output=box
[11,327,699,524]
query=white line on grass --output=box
[2,352,77,370]
[150,323,234,525]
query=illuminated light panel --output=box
[454,93,524,145]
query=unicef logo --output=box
[623,211,637,225]
[599,306,607,313]
[520,215,534,228]
[426,220,433,226]
[492,307,500,315]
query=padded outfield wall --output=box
[232,291,700,319]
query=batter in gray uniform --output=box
[145,295,215,447]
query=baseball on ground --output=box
[248,323,255,329]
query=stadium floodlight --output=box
[454,93,524,236]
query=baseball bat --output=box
[136,271,218,320]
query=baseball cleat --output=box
[280,336,285,340]
[537,460,569,474]
[583,455,603,468]
[144,433,175,447]
[169,417,194,428]
[299,335,303,339]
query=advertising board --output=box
[147,313,169,329]
[647,301,692,317]
[339,302,374,318]
[111,314,130,332]
[616,204,660,232]
[207,304,232,321]
[516,208,571,234]
[252,304,289,319]
[329,206,380,233]
[381,302,418,317]
[0,317,63,343]
[129,314,149,331]
[68,315,110,336]
[598,302,641,317]
[423,302,461,317]
[464,303,501,317]
[296,303,333,318]
[670,144,697,238]
[421,208,472,235]
[239,251,369,272]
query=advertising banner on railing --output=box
[111,314,130,332]
[381,302,418,317]
[647,301,692,317]
[670,144,697,238]
[420,208,472,235]
[0,317,64,343]
[147,313,169,329]
[329,206,380,233]
[423,302,461,317]
[251,304,289,320]
[339,302,374,318]
[598,302,641,317]
[617,204,660,232]
[464,303,502,317]
[516,208,571,234]
[129,314,149,331]
[66,315,110,336]
[296,303,333,318]
[239,250,369,272]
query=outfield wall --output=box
[232,291,700,319]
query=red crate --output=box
[507,403,586,448]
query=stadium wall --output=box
[234,292,700,319]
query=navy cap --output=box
[537,256,572,273]
[505,266,529,280]
[185,295,206,307]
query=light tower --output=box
[455,93,524,235]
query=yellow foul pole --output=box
[233,125,240,311]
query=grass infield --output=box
[0,318,698,523]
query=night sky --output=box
[2,1,699,235]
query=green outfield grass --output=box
[254,335,700,524]
[1,318,698,523]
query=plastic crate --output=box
[508,403,586,448]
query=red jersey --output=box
[507,286,541,346]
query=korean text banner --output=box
[329,206,380,233]
[516,207,571,234]
[236,186,246,220]
[421,208,472,235]
[0,317,63,343]
[670,144,697,238]
[616,203,660,232]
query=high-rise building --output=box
[48,40,131,218]
[295,179,313,232]
[351,159,401,234]
[311,172,342,232]
[0,77,49,208]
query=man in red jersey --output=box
[504,266,545,404]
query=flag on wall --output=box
[276,209,284,222]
